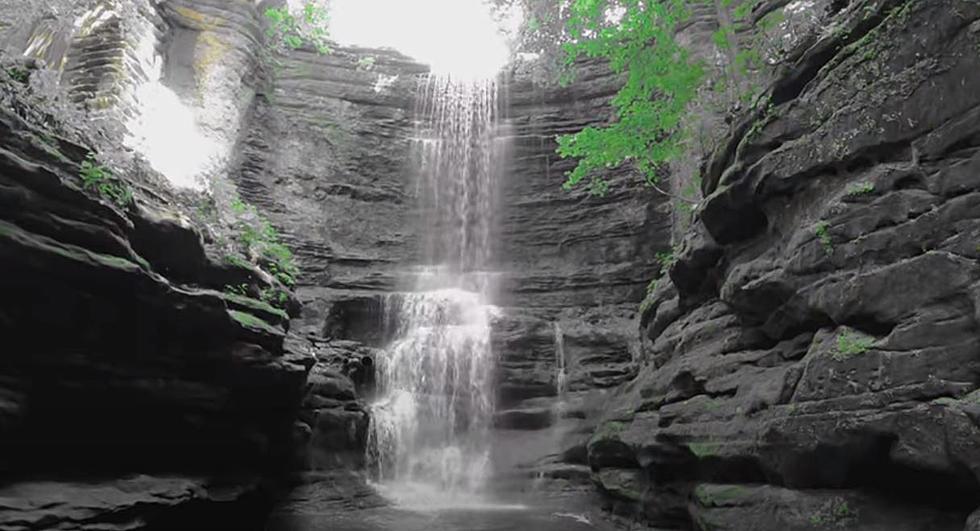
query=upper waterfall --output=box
[366,74,508,508]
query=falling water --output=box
[366,74,504,507]
[553,322,568,418]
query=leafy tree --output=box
[556,0,705,196]
[553,0,772,196]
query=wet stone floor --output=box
[266,473,626,531]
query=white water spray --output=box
[367,75,505,507]
[553,322,568,418]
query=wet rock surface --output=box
[0,10,313,528]
[588,0,980,528]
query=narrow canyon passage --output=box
[2,1,980,530]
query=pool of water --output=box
[265,473,622,531]
[271,506,607,531]
[268,502,613,531]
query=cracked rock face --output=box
[599,0,980,528]
[0,63,314,531]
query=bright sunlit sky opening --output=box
[322,0,520,80]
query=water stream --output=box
[366,75,505,508]
[553,322,568,419]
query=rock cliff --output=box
[0,58,312,529]
[583,0,980,528]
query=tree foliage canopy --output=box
[557,0,704,195]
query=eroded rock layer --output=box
[588,0,980,528]
[0,64,312,530]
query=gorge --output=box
[1,0,980,530]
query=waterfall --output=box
[553,322,567,418]
[366,74,504,506]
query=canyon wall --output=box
[0,59,312,530]
[3,0,979,529]
[581,0,980,529]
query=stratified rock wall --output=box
[587,0,980,528]
[235,45,425,329]
[234,48,670,463]
[0,62,313,531]
[488,60,669,452]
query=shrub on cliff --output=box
[264,1,332,55]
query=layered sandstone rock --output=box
[586,0,980,528]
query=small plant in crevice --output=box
[224,283,250,297]
[79,153,132,207]
[356,56,377,71]
[656,248,678,275]
[688,441,719,458]
[5,66,28,83]
[846,181,875,196]
[225,198,299,288]
[646,278,659,295]
[223,281,289,311]
[834,330,874,361]
[809,496,857,526]
[260,286,290,309]
[264,1,332,55]
[223,253,251,269]
[815,222,833,254]
[639,282,659,315]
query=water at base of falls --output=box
[366,73,508,510]
[366,273,499,507]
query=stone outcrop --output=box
[0,54,311,529]
[582,0,980,528]
[494,58,667,415]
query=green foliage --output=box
[846,181,875,196]
[227,198,299,287]
[556,0,770,195]
[557,0,705,195]
[688,441,720,458]
[591,420,627,442]
[222,289,289,319]
[223,253,251,269]
[79,154,132,207]
[640,277,659,315]
[356,56,377,71]
[265,1,331,55]
[646,277,659,295]
[809,497,856,526]
[5,66,28,83]
[224,283,250,297]
[815,222,832,254]
[229,309,278,333]
[261,286,290,308]
[834,330,874,361]
[656,249,677,274]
